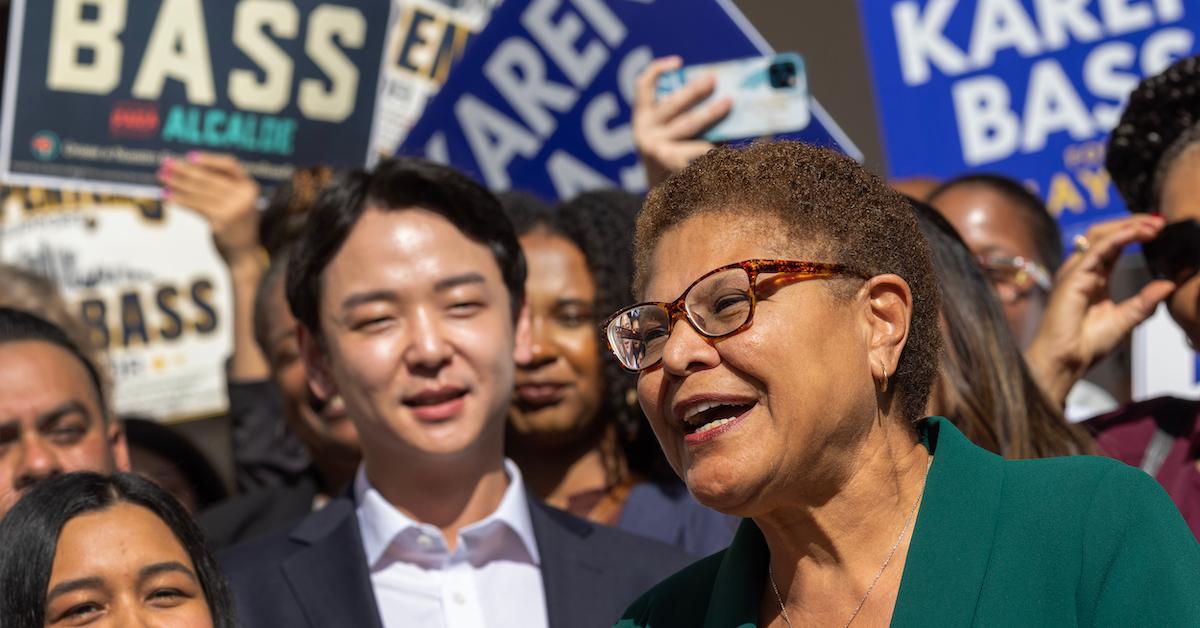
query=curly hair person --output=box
[636,141,942,423]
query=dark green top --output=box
[615,417,1200,627]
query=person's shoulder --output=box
[614,550,726,628]
[218,493,354,577]
[534,498,694,566]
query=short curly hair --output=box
[1107,53,1200,213]
[635,141,941,422]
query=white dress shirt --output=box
[355,460,549,628]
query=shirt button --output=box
[417,534,434,549]
[452,592,466,605]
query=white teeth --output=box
[694,417,734,434]
[685,401,727,422]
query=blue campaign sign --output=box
[400,0,861,201]
[0,0,391,195]
[859,0,1200,247]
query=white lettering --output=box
[456,94,540,190]
[47,0,126,94]
[582,93,631,160]
[1153,0,1185,23]
[1032,0,1103,50]
[1099,0,1155,36]
[969,0,1043,66]
[1141,27,1194,76]
[1083,41,1138,130]
[484,38,576,138]
[299,5,365,123]
[131,0,216,104]
[522,0,612,88]
[546,149,615,199]
[1022,59,1096,152]
[952,75,1020,165]
[892,0,968,86]
[228,0,299,114]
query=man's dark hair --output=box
[927,173,1065,273]
[0,472,237,627]
[286,158,527,334]
[636,141,941,423]
[1107,53,1200,213]
[0,308,106,417]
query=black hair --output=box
[496,190,555,235]
[910,199,1093,458]
[927,173,1064,273]
[286,158,527,333]
[122,418,228,510]
[254,251,292,353]
[0,472,237,627]
[260,165,336,258]
[0,307,107,418]
[1107,53,1200,213]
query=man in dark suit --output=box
[221,158,692,628]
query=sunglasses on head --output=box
[1143,219,1200,285]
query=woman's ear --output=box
[862,273,913,383]
[298,324,338,401]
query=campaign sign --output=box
[401,0,861,201]
[859,0,1200,247]
[0,0,391,196]
[0,189,233,421]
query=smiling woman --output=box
[612,141,1200,627]
[0,472,235,628]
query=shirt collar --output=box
[354,459,540,568]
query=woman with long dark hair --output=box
[911,200,1095,458]
[501,190,737,556]
[0,472,236,627]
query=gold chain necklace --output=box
[768,456,932,628]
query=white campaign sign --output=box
[0,189,233,422]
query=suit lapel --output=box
[529,498,613,627]
[890,418,1004,626]
[280,497,385,628]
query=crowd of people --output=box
[0,49,1198,627]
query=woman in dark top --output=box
[501,190,737,556]
[610,141,1197,627]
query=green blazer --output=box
[616,417,1200,627]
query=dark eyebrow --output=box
[340,290,399,312]
[46,577,105,603]
[35,401,92,431]
[139,561,198,583]
[434,272,485,292]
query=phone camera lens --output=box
[769,62,797,88]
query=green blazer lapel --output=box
[891,418,1004,627]
[703,520,769,628]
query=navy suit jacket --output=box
[221,491,695,628]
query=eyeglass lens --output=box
[607,267,753,370]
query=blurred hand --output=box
[158,152,261,264]
[1025,214,1175,406]
[633,56,731,188]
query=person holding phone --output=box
[1025,53,1200,539]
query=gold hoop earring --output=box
[878,359,889,394]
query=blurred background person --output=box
[124,416,228,515]
[198,252,361,548]
[911,199,1094,458]
[0,308,129,517]
[502,190,737,556]
[158,153,311,492]
[0,472,236,627]
[927,174,1120,421]
[0,264,111,401]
